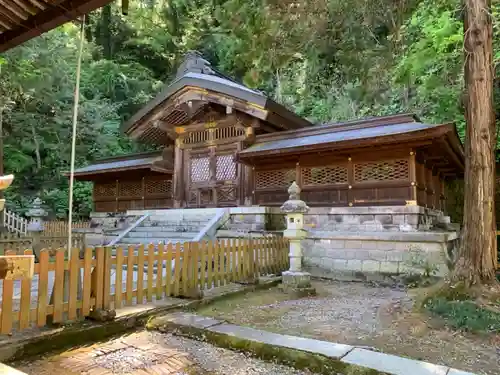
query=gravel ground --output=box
[150,332,324,375]
[198,280,499,375]
[14,330,325,375]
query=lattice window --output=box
[118,181,143,197]
[94,182,116,198]
[216,154,236,181]
[302,165,348,186]
[183,126,245,145]
[145,178,172,196]
[354,159,409,182]
[190,155,210,183]
[215,126,245,140]
[256,169,295,189]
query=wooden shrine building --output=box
[72,52,465,213]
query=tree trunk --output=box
[452,0,497,285]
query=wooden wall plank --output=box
[147,244,155,302]
[137,244,145,305]
[82,247,92,316]
[36,250,49,327]
[19,249,33,330]
[114,247,123,310]
[52,249,65,323]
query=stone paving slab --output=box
[341,348,449,375]
[446,370,477,375]
[156,312,478,375]
[208,323,353,359]
[162,311,224,329]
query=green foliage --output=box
[0,0,498,217]
[425,297,500,333]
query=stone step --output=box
[133,226,204,233]
[147,215,214,222]
[223,223,256,230]
[118,237,193,245]
[124,231,199,239]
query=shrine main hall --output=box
[71,52,464,213]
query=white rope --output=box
[67,15,86,258]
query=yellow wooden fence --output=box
[42,220,90,236]
[0,237,289,335]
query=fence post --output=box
[187,242,203,299]
[89,246,116,321]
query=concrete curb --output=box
[148,312,476,375]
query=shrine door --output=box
[186,146,238,207]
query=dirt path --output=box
[197,280,498,375]
[14,330,322,375]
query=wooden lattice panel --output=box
[215,126,245,139]
[118,180,143,197]
[354,159,409,182]
[256,169,295,189]
[94,201,116,212]
[145,178,172,196]
[94,182,116,198]
[217,185,237,204]
[190,155,210,183]
[216,154,237,181]
[302,165,348,186]
[184,126,245,145]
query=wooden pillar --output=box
[173,139,184,208]
[347,156,353,207]
[115,179,119,212]
[409,150,417,203]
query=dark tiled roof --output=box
[239,122,447,155]
[122,52,312,134]
[68,152,162,176]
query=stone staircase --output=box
[115,208,222,249]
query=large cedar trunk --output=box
[453,0,497,284]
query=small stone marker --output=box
[279,182,316,296]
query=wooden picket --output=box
[0,236,289,335]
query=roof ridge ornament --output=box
[176,50,215,78]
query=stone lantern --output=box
[279,182,316,296]
[26,197,47,259]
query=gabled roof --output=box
[0,0,113,52]
[63,151,172,180]
[122,52,312,142]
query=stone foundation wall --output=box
[302,231,458,281]
[268,206,457,232]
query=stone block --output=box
[332,259,348,270]
[344,240,363,249]
[367,250,387,261]
[346,259,362,271]
[392,214,405,225]
[361,260,380,273]
[375,214,393,225]
[359,214,375,223]
[341,348,449,375]
[376,241,397,251]
[361,241,376,250]
[405,214,420,225]
[162,312,223,330]
[446,368,476,375]
[386,251,406,262]
[379,261,399,274]
[208,323,353,359]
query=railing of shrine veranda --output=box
[0,237,289,335]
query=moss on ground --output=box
[150,320,387,375]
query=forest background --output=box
[0,0,498,218]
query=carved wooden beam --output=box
[0,255,35,280]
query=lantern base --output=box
[279,271,316,297]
